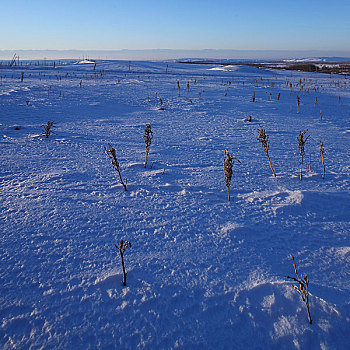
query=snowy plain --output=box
[0,60,349,349]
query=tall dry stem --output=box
[286,255,312,324]
[115,239,132,286]
[144,123,153,168]
[224,150,233,201]
[296,96,300,113]
[104,144,127,191]
[41,121,55,138]
[320,142,325,179]
[256,126,276,177]
[224,150,240,201]
[297,130,309,180]
[159,97,165,110]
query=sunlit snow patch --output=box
[220,222,243,235]
[74,60,96,64]
[208,65,239,72]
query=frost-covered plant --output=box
[224,150,240,201]
[41,121,55,138]
[144,123,153,168]
[297,130,309,180]
[256,126,276,177]
[104,143,127,191]
[286,255,312,324]
[320,142,325,179]
[115,239,132,286]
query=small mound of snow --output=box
[240,189,303,216]
[75,59,96,64]
[221,222,242,234]
[208,65,239,72]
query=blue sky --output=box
[1,0,349,51]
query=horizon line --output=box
[1,48,350,61]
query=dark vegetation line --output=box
[248,62,350,75]
[178,60,350,75]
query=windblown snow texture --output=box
[0,60,349,349]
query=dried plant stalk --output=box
[296,96,300,113]
[144,123,153,168]
[159,97,165,110]
[224,150,240,201]
[115,239,132,286]
[224,150,233,201]
[104,143,127,191]
[41,121,55,138]
[297,130,309,180]
[320,142,325,179]
[286,255,312,324]
[256,126,276,177]
[252,90,255,102]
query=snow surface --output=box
[74,60,96,65]
[0,60,349,349]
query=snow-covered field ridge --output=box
[0,60,349,349]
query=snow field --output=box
[0,60,349,349]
